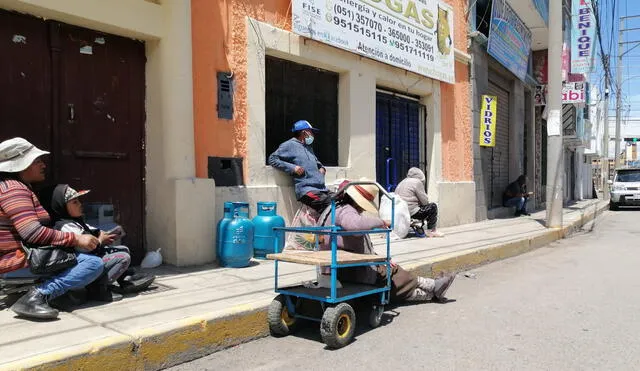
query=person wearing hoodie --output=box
[268,120,330,213]
[38,184,155,301]
[317,180,455,303]
[395,167,444,237]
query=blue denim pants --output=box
[2,253,104,299]
[504,196,528,212]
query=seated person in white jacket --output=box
[394,168,444,237]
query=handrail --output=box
[385,158,397,192]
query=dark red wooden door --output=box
[51,22,146,263]
[0,10,52,177]
[1,10,146,264]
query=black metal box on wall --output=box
[208,156,243,186]
[217,72,234,119]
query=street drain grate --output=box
[138,282,176,296]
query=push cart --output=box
[266,181,395,349]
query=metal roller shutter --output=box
[487,82,510,208]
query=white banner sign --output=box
[571,0,596,74]
[292,0,455,83]
[562,82,586,104]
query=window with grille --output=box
[265,56,339,166]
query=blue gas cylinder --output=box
[218,202,254,268]
[216,202,234,262]
[252,202,286,259]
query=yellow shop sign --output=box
[479,95,497,147]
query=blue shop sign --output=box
[487,0,533,81]
[533,0,549,25]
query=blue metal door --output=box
[375,91,424,191]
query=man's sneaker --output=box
[433,274,456,301]
[413,225,426,237]
[87,284,123,302]
[426,230,445,238]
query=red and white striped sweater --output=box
[0,180,76,274]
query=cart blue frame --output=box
[271,181,395,323]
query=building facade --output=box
[194,0,476,236]
[1,0,477,266]
[469,0,547,219]
[0,0,216,266]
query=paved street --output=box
[168,209,640,370]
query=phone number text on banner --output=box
[292,0,455,84]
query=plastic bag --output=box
[379,193,411,238]
[140,248,162,269]
[284,205,321,251]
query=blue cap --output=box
[291,120,319,133]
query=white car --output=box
[609,168,640,210]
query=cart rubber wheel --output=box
[610,201,619,211]
[320,303,356,349]
[268,294,297,337]
[368,305,384,328]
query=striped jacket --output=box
[0,179,76,274]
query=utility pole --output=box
[546,0,563,228]
[603,55,610,199]
[615,15,640,169]
[615,17,624,169]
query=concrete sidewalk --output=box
[0,199,608,371]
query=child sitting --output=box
[39,184,154,301]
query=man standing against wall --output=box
[268,120,330,213]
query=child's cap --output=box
[64,186,90,203]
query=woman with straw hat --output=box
[0,137,104,320]
[319,180,455,303]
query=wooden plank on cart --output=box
[267,250,386,265]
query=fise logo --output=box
[479,95,497,147]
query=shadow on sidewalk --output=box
[287,297,459,349]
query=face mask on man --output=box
[304,134,314,145]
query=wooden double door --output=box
[0,10,146,263]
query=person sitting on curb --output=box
[0,137,103,320]
[38,184,155,302]
[503,175,533,217]
[395,167,444,237]
[268,120,331,214]
[318,180,455,303]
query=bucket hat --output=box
[0,137,49,173]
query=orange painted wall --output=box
[441,61,472,181]
[191,0,291,178]
[441,0,472,182]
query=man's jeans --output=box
[2,253,104,299]
[504,196,528,212]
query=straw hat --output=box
[0,137,49,173]
[344,179,379,215]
